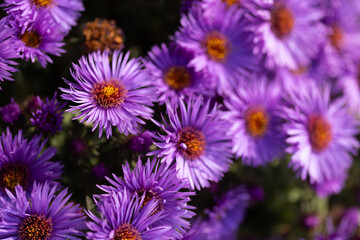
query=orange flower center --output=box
[32,0,52,6]
[21,31,41,48]
[177,127,206,160]
[164,66,191,90]
[308,115,332,152]
[329,25,344,50]
[114,223,141,240]
[245,108,269,137]
[92,80,127,109]
[221,0,239,6]
[19,215,53,240]
[0,163,29,191]
[204,32,229,62]
[136,189,163,214]
[270,5,295,38]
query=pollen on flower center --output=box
[92,80,127,109]
[308,115,332,152]
[0,163,29,191]
[137,190,163,214]
[32,0,52,7]
[164,66,191,90]
[221,0,239,6]
[203,32,229,62]
[177,127,206,160]
[245,108,269,137]
[270,5,295,38]
[21,31,41,48]
[19,215,53,240]
[114,223,142,240]
[329,25,344,50]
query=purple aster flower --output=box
[60,50,155,138]
[250,0,326,70]
[181,217,209,240]
[0,182,86,239]
[2,0,84,33]
[284,81,359,185]
[303,213,320,229]
[86,189,172,240]
[0,98,21,125]
[180,0,200,15]
[0,17,18,87]
[312,170,347,198]
[0,128,62,193]
[9,12,65,68]
[129,130,154,152]
[98,158,195,239]
[223,76,286,166]
[174,4,257,94]
[149,95,233,190]
[30,92,66,135]
[145,43,215,105]
[205,186,250,240]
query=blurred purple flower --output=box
[0,98,21,125]
[129,130,153,152]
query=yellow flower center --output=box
[32,0,52,7]
[270,5,295,38]
[203,32,229,62]
[164,66,191,90]
[19,215,53,240]
[177,127,206,160]
[21,31,41,48]
[245,108,269,137]
[308,115,332,152]
[329,25,344,50]
[92,80,127,109]
[114,223,142,240]
[0,163,29,191]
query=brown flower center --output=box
[203,32,229,62]
[329,25,344,50]
[19,215,53,240]
[32,0,52,6]
[177,127,206,160]
[92,80,127,109]
[0,163,29,191]
[21,31,41,48]
[270,5,295,38]
[245,108,269,137]
[308,115,332,152]
[114,223,142,240]
[136,190,163,214]
[164,66,191,90]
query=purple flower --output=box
[205,186,250,240]
[92,162,109,180]
[284,81,359,185]
[181,217,209,240]
[174,4,257,94]
[250,0,326,70]
[0,182,86,239]
[145,43,215,105]
[0,128,62,193]
[312,170,348,198]
[30,92,66,135]
[9,12,65,68]
[129,130,154,152]
[61,50,155,138]
[303,213,320,229]
[149,95,233,190]
[0,98,21,125]
[0,17,18,87]
[2,0,84,33]
[98,158,195,239]
[86,189,172,240]
[223,76,286,166]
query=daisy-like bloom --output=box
[0,17,18,87]
[145,43,215,104]
[250,0,326,70]
[149,95,233,190]
[30,92,66,135]
[205,186,250,240]
[86,189,172,240]
[223,76,286,166]
[0,182,86,239]
[283,81,359,185]
[61,50,155,138]
[98,158,195,239]
[9,13,65,68]
[174,4,257,94]
[83,18,124,54]
[2,0,84,33]
[0,98,21,125]
[0,128,62,193]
